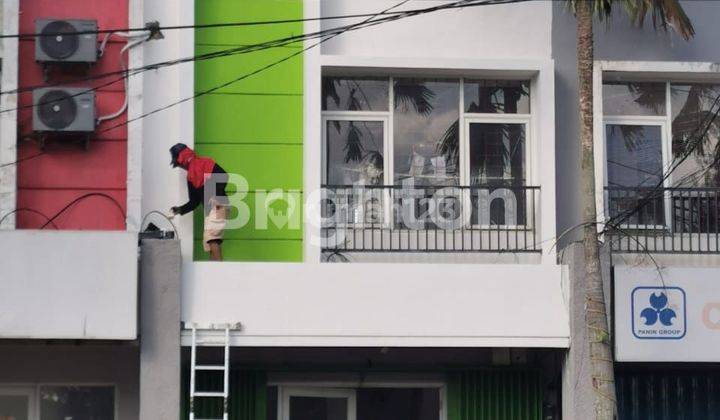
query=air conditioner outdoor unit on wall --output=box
[33,87,96,133]
[35,19,98,63]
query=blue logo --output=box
[640,292,676,326]
[631,287,686,340]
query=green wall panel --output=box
[195,95,302,143]
[447,369,543,420]
[195,45,303,94]
[193,239,303,262]
[194,144,302,190]
[195,0,303,262]
[196,0,302,46]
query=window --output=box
[393,78,459,186]
[0,386,114,420]
[603,80,720,231]
[322,76,533,230]
[39,386,114,420]
[325,120,385,186]
[321,76,532,188]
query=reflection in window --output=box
[326,120,384,185]
[40,386,114,420]
[671,83,720,187]
[290,397,348,420]
[606,125,663,187]
[606,124,665,227]
[603,82,666,116]
[464,80,530,114]
[357,388,439,420]
[393,78,460,186]
[469,123,526,185]
[322,77,389,112]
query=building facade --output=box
[0,1,719,419]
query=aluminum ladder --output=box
[189,325,230,420]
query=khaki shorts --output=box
[203,204,227,251]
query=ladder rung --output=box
[193,392,225,398]
[194,365,225,371]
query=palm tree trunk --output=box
[576,1,617,418]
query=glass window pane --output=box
[357,388,439,420]
[290,396,348,420]
[464,80,530,114]
[0,395,29,420]
[40,386,114,420]
[603,82,666,116]
[469,123,526,185]
[326,120,384,185]
[606,124,665,227]
[671,83,720,187]
[322,77,389,111]
[606,124,663,187]
[393,78,459,186]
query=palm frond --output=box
[394,81,435,116]
[343,122,365,163]
[621,0,695,40]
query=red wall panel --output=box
[16,0,129,230]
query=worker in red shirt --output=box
[169,143,228,261]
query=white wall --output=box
[320,0,552,60]
[0,0,18,229]
[0,231,138,339]
[182,262,569,347]
[141,0,195,258]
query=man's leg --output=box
[208,240,223,261]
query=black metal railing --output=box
[321,185,541,252]
[605,186,720,253]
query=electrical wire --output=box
[0,1,526,39]
[0,0,515,173]
[94,0,516,135]
[0,151,45,169]
[140,210,179,238]
[38,192,126,229]
[0,207,59,229]
[0,0,527,101]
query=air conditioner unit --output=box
[33,87,96,133]
[35,19,98,63]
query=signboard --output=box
[615,266,720,362]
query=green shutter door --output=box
[447,369,543,420]
[194,0,304,262]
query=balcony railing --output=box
[605,186,720,254]
[321,185,541,253]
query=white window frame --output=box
[602,116,672,230]
[275,381,447,420]
[463,115,533,229]
[280,386,357,420]
[321,113,391,229]
[320,76,534,231]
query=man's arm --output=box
[173,181,203,215]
